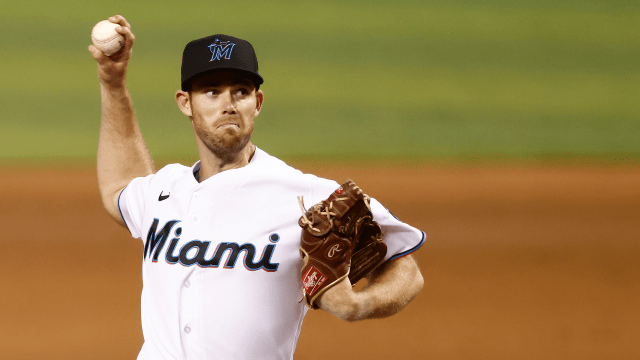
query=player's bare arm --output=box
[317,254,423,322]
[106,32,425,358]
[89,15,154,226]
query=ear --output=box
[254,89,264,117]
[175,90,192,117]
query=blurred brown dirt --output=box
[1,164,639,359]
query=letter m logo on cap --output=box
[209,38,235,61]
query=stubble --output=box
[193,117,254,162]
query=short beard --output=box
[194,122,254,163]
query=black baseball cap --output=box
[181,34,264,91]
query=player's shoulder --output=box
[301,173,339,193]
[256,148,331,179]
[254,148,303,176]
[254,148,338,195]
[152,162,193,180]
[134,163,193,190]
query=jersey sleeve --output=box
[302,174,425,261]
[117,174,155,239]
[370,198,426,261]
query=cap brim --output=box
[181,68,264,91]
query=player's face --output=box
[187,71,263,157]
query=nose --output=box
[221,90,237,115]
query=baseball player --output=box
[89,15,425,360]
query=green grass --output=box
[1,0,639,163]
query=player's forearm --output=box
[318,255,423,322]
[353,255,423,321]
[97,83,154,213]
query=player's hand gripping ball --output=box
[91,20,124,56]
[297,180,387,309]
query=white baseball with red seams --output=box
[118,147,426,360]
[91,20,124,56]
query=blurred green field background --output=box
[1,0,638,164]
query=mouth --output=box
[217,122,240,129]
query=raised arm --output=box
[317,254,424,322]
[88,15,154,226]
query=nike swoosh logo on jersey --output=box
[158,191,170,201]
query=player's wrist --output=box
[96,61,130,87]
[99,79,129,96]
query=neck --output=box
[197,142,256,182]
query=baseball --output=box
[91,20,124,56]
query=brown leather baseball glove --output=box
[297,180,387,309]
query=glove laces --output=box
[297,183,371,232]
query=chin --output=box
[220,137,248,152]
[195,121,254,157]
[206,132,253,157]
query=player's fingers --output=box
[88,44,108,64]
[116,25,135,49]
[109,15,131,31]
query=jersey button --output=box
[184,281,191,288]
[192,214,199,221]
[184,326,191,334]
[193,192,199,199]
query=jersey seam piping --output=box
[387,231,425,261]
[117,187,132,233]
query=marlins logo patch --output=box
[209,38,235,61]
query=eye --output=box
[206,89,220,96]
[235,88,249,96]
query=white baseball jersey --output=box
[118,147,425,360]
